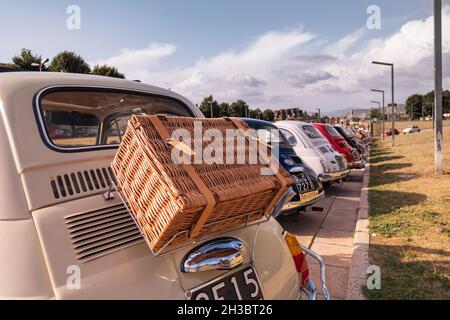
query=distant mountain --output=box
[322,107,366,117]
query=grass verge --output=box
[364,128,450,300]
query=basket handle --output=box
[224,118,289,216]
[148,115,217,239]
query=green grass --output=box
[365,128,450,300]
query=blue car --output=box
[241,118,325,213]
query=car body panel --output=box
[0,219,54,299]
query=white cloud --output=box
[94,43,177,73]
[323,28,366,56]
[94,6,450,111]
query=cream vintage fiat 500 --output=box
[0,72,328,300]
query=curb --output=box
[345,154,371,300]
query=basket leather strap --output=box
[224,118,289,216]
[148,115,216,239]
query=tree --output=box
[444,90,450,114]
[369,108,381,120]
[10,48,46,71]
[92,65,125,79]
[249,108,263,119]
[49,51,91,74]
[199,95,221,118]
[262,109,275,122]
[229,100,249,117]
[405,94,423,119]
[218,102,231,117]
[423,91,434,117]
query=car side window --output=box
[280,129,297,147]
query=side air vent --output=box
[51,167,117,199]
[65,203,143,263]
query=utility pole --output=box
[316,108,321,123]
[434,0,443,174]
[372,61,396,146]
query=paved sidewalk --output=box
[278,169,365,300]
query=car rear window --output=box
[37,88,193,150]
[302,125,323,139]
[325,126,342,138]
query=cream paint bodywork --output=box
[0,73,300,300]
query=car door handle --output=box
[181,237,247,273]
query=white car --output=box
[403,126,421,134]
[0,72,328,300]
[276,121,350,184]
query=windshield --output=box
[38,89,193,149]
[302,125,323,139]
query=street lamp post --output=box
[371,89,385,140]
[370,101,381,137]
[372,61,395,146]
[434,0,443,175]
[208,101,214,118]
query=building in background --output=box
[0,63,16,72]
[346,109,370,120]
[387,103,407,119]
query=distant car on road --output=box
[403,126,421,134]
[385,128,400,136]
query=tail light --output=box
[284,232,310,287]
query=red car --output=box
[312,123,365,169]
[384,128,400,136]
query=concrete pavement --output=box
[277,169,365,300]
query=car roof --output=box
[0,72,198,113]
[239,118,277,128]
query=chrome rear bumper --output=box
[300,245,330,300]
[348,160,366,169]
[282,190,325,213]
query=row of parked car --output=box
[242,119,370,214]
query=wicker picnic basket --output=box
[112,115,293,253]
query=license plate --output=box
[186,266,264,300]
[300,190,319,202]
[294,174,314,193]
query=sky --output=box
[1,0,449,112]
